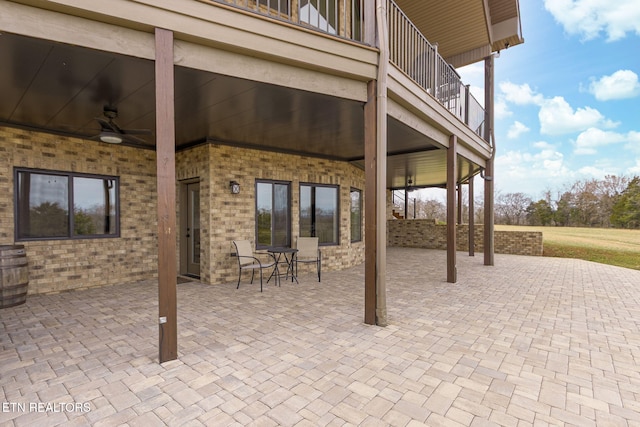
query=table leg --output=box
[285,253,298,284]
[267,252,281,286]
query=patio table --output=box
[267,247,298,285]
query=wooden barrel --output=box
[0,245,29,308]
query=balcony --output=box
[213,0,486,139]
[211,0,367,42]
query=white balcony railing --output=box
[211,0,486,138]
[387,0,485,138]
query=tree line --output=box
[496,175,639,229]
[400,174,640,229]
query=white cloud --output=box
[624,131,640,153]
[539,96,618,135]
[578,165,610,177]
[507,121,530,139]
[495,145,574,196]
[543,0,640,41]
[533,141,555,150]
[574,128,626,154]
[499,82,544,106]
[494,98,512,119]
[589,70,640,100]
[457,63,484,83]
[628,159,640,175]
[574,128,640,155]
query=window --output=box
[300,183,339,245]
[256,180,291,248]
[15,168,119,240]
[350,188,362,242]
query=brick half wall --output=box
[387,219,543,256]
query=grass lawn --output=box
[496,225,640,271]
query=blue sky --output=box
[458,0,640,200]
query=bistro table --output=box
[267,247,299,285]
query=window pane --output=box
[17,172,69,238]
[350,189,362,242]
[73,177,117,236]
[315,186,338,244]
[299,185,312,237]
[300,0,337,34]
[256,181,291,248]
[273,183,289,247]
[15,169,119,241]
[256,182,273,246]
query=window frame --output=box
[255,179,292,250]
[14,167,120,241]
[299,182,340,246]
[350,187,362,243]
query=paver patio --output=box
[2,247,640,426]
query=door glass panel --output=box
[190,187,200,264]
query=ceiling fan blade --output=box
[109,119,124,134]
[121,128,152,135]
[122,133,149,145]
[95,117,115,131]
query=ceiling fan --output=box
[93,105,151,144]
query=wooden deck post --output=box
[468,176,475,256]
[484,55,495,266]
[447,135,457,283]
[457,183,462,225]
[364,80,377,325]
[155,28,178,363]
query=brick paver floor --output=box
[2,248,640,426]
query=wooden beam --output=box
[468,176,475,256]
[457,183,462,225]
[447,135,457,283]
[155,28,178,363]
[484,158,495,266]
[404,185,409,219]
[484,55,495,266]
[364,80,377,325]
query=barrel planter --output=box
[0,245,29,308]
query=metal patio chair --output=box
[295,237,321,282]
[232,240,276,292]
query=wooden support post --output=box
[484,158,495,266]
[468,176,475,256]
[484,55,495,266]
[404,185,409,220]
[457,183,462,225]
[364,80,377,325]
[155,28,177,363]
[447,135,457,283]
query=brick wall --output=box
[177,144,366,285]
[387,219,543,256]
[1,126,366,294]
[0,126,158,294]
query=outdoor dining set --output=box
[232,237,321,292]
